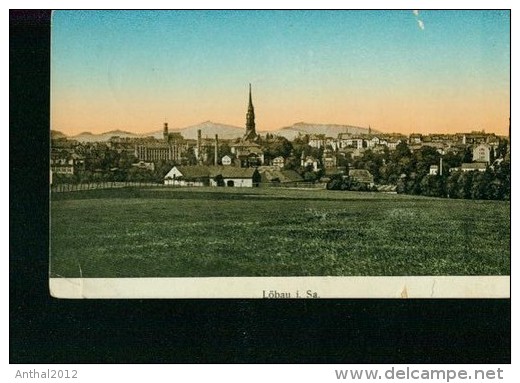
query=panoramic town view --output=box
[50,10,510,278]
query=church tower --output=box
[244,83,257,141]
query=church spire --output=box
[244,83,257,141]
[249,83,253,105]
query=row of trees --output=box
[52,156,178,185]
[347,141,510,200]
[397,163,510,200]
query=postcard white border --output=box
[49,276,510,299]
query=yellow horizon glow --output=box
[51,88,510,137]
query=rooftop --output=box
[461,162,487,170]
[167,165,258,179]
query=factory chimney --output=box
[197,129,202,164]
[214,134,219,165]
[163,122,169,141]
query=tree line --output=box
[350,141,510,200]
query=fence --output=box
[259,182,327,189]
[51,180,328,193]
[50,181,165,193]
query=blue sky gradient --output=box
[51,10,510,135]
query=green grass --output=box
[50,187,510,277]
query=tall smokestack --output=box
[197,129,202,164]
[214,134,219,165]
[163,122,169,141]
[439,157,443,176]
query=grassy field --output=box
[50,187,510,277]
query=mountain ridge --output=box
[53,121,381,142]
[272,122,379,140]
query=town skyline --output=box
[51,118,510,141]
[51,10,510,136]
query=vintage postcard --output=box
[49,10,510,298]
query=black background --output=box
[10,10,510,364]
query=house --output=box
[242,149,264,167]
[257,167,303,185]
[338,135,364,149]
[272,156,285,168]
[473,144,491,164]
[308,135,326,149]
[429,165,439,175]
[340,137,364,149]
[280,170,304,183]
[209,166,260,187]
[325,137,338,151]
[164,165,260,187]
[50,153,85,176]
[322,149,337,170]
[387,140,402,150]
[221,155,232,166]
[231,141,264,167]
[409,134,423,144]
[301,155,319,171]
[366,136,381,148]
[461,162,487,172]
[348,169,375,187]
[50,157,74,175]
[460,131,498,145]
[163,165,211,186]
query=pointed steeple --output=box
[248,83,253,107]
[244,83,257,141]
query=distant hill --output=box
[70,130,141,142]
[51,130,67,139]
[271,122,379,140]
[140,122,245,140]
[176,121,244,140]
[66,122,245,142]
[58,121,381,143]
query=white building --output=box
[387,140,402,150]
[164,165,260,187]
[163,165,210,187]
[338,136,364,149]
[366,137,380,148]
[209,167,260,187]
[473,144,491,164]
[272,156,285,168]
[221,155,232,166]
[301,156,319,171]
[308,135,326,149]
[461,162,487,172]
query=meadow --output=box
[50,187,510,277]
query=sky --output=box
[51,10,510,136]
